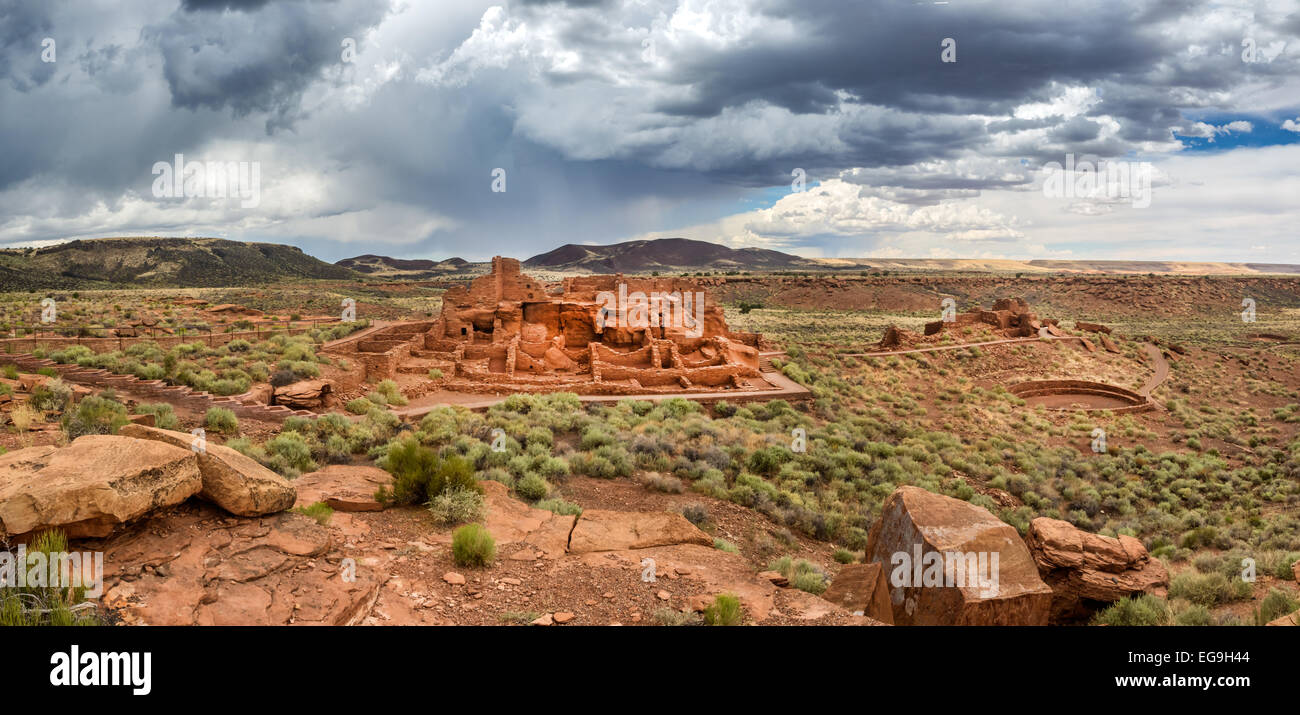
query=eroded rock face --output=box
[567,509,712,553]
[273,379,333,409]
[120,424,295,517]
[1025,517,1169,623]
[822,563,894,624]
[866,486,1053,625]
[294,464,393,513]
[95,502,382,625]
[0,436,202,539]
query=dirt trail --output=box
[1138,343,1169,396]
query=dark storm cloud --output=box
[2,0,1299,260]
[181,0,276,10]
[0,0,56,91]
[150,0,389,130]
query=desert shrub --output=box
[294,502,333,525]
[1,364,18,379]
[345,398,371,415]
[373,379,407,406]
[270,368,298,388]
[264,431,318,476]
[428,487,486,526]
[534,498,582,516]
[1257,588,1299,624]
[1091,595,1171,626]
[1168,571,1249,607]
[643,472,684,493]
[713,538,739,553]
[833,548,856,564]
[515,473,551,501]
[703,594,743,626]
[480,467,515,488]
[0,529,104,625]
[204,407,238,434]
[61,394,128,439]
[377,440,480,505]
[769,556,828,595]
[29,378,72,412]
[8,404,37,433]
[1172,602,1212,626]
[678,503,710,527]
[451,523,495,567]
[227,339,251,352]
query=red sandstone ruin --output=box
[331,257,772,396]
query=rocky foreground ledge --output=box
[1,429,1176,626]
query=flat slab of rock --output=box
[866,485,1053,626]
[295,464,393,512]
[479,481,575,558]
[822,562,894,624]
[121,424,295,517]
[0,436,201,539]
[567,509,711,553]
[1025,517,1168,623]
[94,502,381,625]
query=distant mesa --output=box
[522,237,816,272]
[335,254,469,277]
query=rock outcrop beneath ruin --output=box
[1024,517,1169,623]
[0,436,202,539]
[822,562,894,624]
[922,296,1052,340]
[96,502,381,625]
[120,424,295,517]
[567,509,712,553]
[273,379,332,409]
[866,486,1053,625]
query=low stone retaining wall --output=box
[2,353,315,423]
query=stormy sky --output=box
[1,0,1298,263]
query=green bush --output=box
[1168,571,1249,607]
[534,498,582,516]
[703,594,743,625]
[61,394,128,439]
[1092,594,1171,626]
[205,407,239,434]
[451,523,495,567]
[29,378,72,412]
[515,473,551,501]
[1257,588,1299,624]
[377,440,480,505]
[0,529,103,625]
[428,487,486,526]
[294,502,333,525]
[265,431,318,476]
[345,398,371,415]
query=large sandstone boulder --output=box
[94,502,381,625]
[120,424,295,517]
[567,509,712,553]
[866,486,1053,625]
[822,562,894,624]
[1025,517,1169,623]
[0,436,202,539]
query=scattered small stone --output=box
[656,590,670,600]
[553,612,574,624]
[531,613,554,626]
[442,572,466,585]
